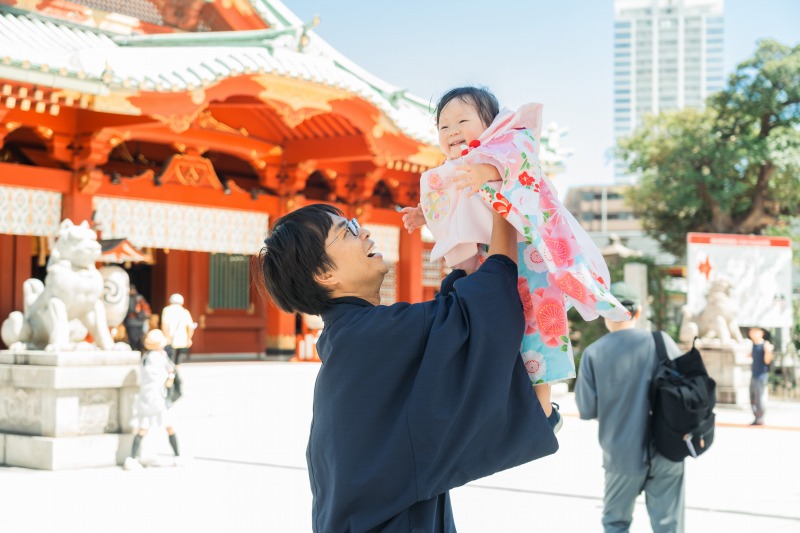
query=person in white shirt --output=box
[161,293,196,365]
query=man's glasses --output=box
[325,218,360,249]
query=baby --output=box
[403,86,630,431]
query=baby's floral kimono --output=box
[420,103,630,384]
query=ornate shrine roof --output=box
[0,2,438,146]
[0,0,571,175]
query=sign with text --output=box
[686,233,793,328]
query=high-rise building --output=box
[613,0,724,182]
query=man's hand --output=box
[401,204,426,234]
[455,163,501,196]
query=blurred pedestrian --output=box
[161,293,196,404]
[575,282,686,533]
[124,284,151,352]
[123,329,181,470]
[748,326,773,425]
[161,293,196,365]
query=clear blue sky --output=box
[284,0,800,195]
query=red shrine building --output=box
[0,0,568,356]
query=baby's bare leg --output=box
[533,384,552,417]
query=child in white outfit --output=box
[123,328,181,469]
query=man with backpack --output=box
[575,282,686,533]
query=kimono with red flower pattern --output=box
[420,103,630,383]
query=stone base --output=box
[688,342,752,405]
[1,432,134,470]
[0,349,140,470]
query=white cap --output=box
[169,293,184,305]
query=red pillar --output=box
[61,191,94,227]
[263,197,299,357]
[0,235,31,348]
[398,228,423,303]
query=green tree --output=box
[617,40,800,258]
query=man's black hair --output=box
[435,86,500,129]
[257,204,343,315]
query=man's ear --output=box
[314,269,337,289]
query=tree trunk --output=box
[694,176,733,230]
[736,163,776,234]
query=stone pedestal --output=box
[0,350,140,470]
[688,342,752,405]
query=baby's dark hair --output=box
[435,86,500,128]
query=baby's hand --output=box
[455,163,500,196]
[401,204,426,234]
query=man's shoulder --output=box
[325,299,427,328]
[584,329,652,357]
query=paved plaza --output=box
[1,360,798,533]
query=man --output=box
[258,204,559,532]
[748,326,773,425]
[575,282,685,533]
[161,293,196,365]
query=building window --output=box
[422,249,448,288]
[209,253,251,310]
[380,263,397,305]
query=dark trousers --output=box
[166,345,190,365]
[750,374,768,423]
[126,323,145,352]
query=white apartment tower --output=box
[613,0,724,182]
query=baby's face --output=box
[437,98,486,160]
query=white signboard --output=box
[686,233,793,328]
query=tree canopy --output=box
[617,40,800,258]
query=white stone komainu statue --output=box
[1,219,122,351]
[679,278,745,346]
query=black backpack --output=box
[648,332,716,463]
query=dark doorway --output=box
[126,263,154,306]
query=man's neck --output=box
[606,321,638,333]
[331,288,381,306]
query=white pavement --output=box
[0,361,798,533]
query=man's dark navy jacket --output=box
[311,255,559,532]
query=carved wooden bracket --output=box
[158,153,223,190]
[333,166,387,206]
[262,160,317,197]
[393,182,421,207]
[75,168,103,194]
[72,130,124,170]
[42,129,127,172]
